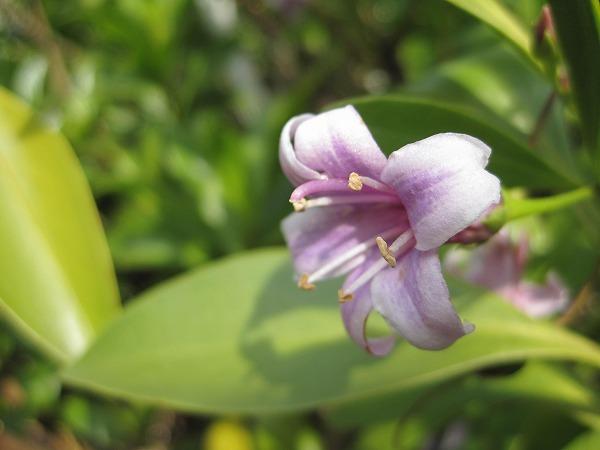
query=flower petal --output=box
[464,231,523,290]
[506,273,569,318]
[294,105,388,180]
[381,133,501,251]
[371,249,473,350]
[279,113,324,186]
[281,204,407,280]
[341,251,396,356]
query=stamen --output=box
[290,178,396,202]
[348,172,363,191]
[338,289,353,303]
[375,236,396,267]
[291,198,307,212]
[305,226,405,285]
[297,274,315,291]
[345,230,415,294]
[298,194,399,210]
[358,176,397,194]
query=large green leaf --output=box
[63,248,600,414]
[350,96,577,189]
[0,88,120,363]
[549,0,600,159]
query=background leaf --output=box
[63,248,600,414]
[549,0,600,153]
[350,96,577,189]
[325,362,599,428]
[564,430,600,450]
[405,46,578,178]
[0,88,120,363]
[445,0,540,70]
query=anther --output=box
[291,198,307,212]
[348,172,363,191]
[298,274,315,291]
[376,236,397,267]
[338,289,353,303]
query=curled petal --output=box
[294,105,388,180]
[371,249,473,350]
[279,113,324,186]
[282,204,407,279]
[382,133,501,251]
[341,251,396,356]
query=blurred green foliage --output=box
[1,0,600,449]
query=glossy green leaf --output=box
[0,88,121,363]
[549,0,600,153]
[350,96,577,189]
[445,0,540,70]
[63,248,600,414]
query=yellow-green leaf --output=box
[0,88,121,363]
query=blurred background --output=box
[0,0,586,449]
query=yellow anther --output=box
[376,236,397,267]
[291,198,308,212]
[298,274,315,291]
[348,172,363,191]
[338,289,353,303]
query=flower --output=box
[279,105,501,355]
[445,230,569,318]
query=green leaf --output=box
[445,0,540,70]
[350,96,577,189]
[0,88,121,363]
[549,0,600,153]
[63,248,600,414]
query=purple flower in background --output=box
[279,105,501,355]
[445,231,569,318]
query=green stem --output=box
[486,186,595,230]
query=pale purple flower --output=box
[445,231,569,318]
[280,105,501,355]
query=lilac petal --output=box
[282,204,407,280]
[341,251,396,356]
[294,105,388,180]
[382,133,501,251]
[507,273,569,318]
[279,113,325,186]
[371,249,473,350]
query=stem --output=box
[486,186,595,230]
[557,260,600,326]
[528,90,556,147]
